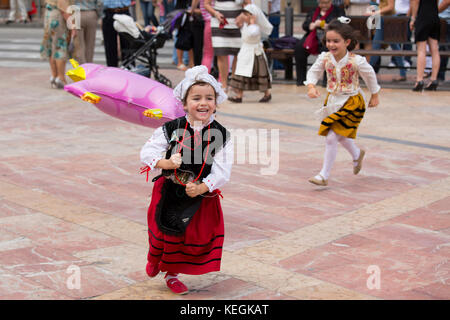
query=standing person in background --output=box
[204,0,244,91]
[294,0,344,86]
[388,0,412,77]
[191,0,214,72]
[268,0,283,71]
[73,0,103,64]
[268,0,280,39]
[438,0,450,82]
[410,0,441,91]
[228,4,273,103]
[6,0,29,23]
[140,0,159,26]
[160,0,174,22]
[366,0,407,82]
[40,0,75,88]
[189,0,205,66]
[174,0,194,71]
[102,0,131,67]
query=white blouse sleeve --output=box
[202,138,234,192]
[356,55,381,94]
[304,52,327,86]
[140,126,169,171]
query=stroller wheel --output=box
[156,75,172,88]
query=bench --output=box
[265,47,295,79]
[350,16,450,58]
[265,16,450,80]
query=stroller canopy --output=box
[113,14,140,39]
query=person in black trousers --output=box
[102,0,131,67]
[294,0,344,86]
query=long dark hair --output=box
[324,19,359,51]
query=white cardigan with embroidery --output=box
[304,51,381,109]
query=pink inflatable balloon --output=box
[64,63,185,128]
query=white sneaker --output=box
[404,61,411,68]
[53,77,65,89]
[388,62,396,68]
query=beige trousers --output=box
[74,10,99,64]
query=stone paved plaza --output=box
[0,63,449,300]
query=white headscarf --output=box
[173,65,228,104]
[243,4,273,37]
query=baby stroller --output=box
[113,14,172,88]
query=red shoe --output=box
[145,262,160,278]
[165,273,189,295]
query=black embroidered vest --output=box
[161,116,230,181]
[154,116,230,236]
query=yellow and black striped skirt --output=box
[318,93,366,139]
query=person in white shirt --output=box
[228,4,273,103]
[305,18,380,186]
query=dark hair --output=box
[323,19,360,51]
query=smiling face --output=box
[318,0,332,11]
[184,83,217,124]
[325,30,351,61]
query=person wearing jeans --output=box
[367,0,407,81]
[140,0,159,26]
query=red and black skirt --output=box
[146,177,225,275]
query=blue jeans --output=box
[369,17,406,77]
[160,0,175,22]
[140,0,159,26]
[268,13,280,39]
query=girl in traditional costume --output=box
[228,4,273,103]
[305,17,381,186]
[140,66,233,294]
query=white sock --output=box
[337,135,360,166]
[319,130,339,179]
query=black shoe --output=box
[228,96,242,103]
[424,80,438,91]
[259,94,272,103]
[412,81,424,92]
[6,20,14,25]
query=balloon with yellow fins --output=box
[64,60,185,128]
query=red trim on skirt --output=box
[147,177,225,275]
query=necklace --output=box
[174,120,211,186]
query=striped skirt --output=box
[229,54,272,92]
[210,1,242,56]
[146,177,224,275]
[318,93,366,139]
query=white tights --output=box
[318,130,360,179]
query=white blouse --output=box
[304,51,381,109]
[140,116,234,193]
